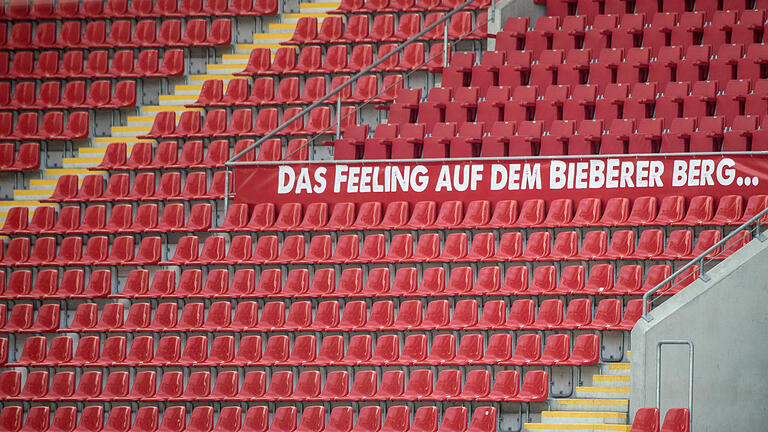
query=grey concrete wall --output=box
[630,234,768,431]
[487,0,545,50]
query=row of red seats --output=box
[140,107,356,140]
[631,407,690,432]
[496,11,768,57]
[383,81,768,136]
[330,0,492,14]
[0,142,38,171]
[0,49,185,80]
[0,235,162,267]
[154,228,741,269]
[442,45,768,96]
[103,264,682,299]
[54,297,639,333]
[45,171,231,203]
[236,43,447,76]
[0,19,231,51]
[0,404,498,432]
[216,195,766,233]
[0,0,278,20]
[545,0,755,20]
[353,119,768,159]
[190,75,403,108]
[281,13,487,47]
[1,202,214,236]
[0,80,136,111]
[9,332,599,368]
[93,138,308,172]
[0,303,59,333]
[0,368,548,403]
[0,257,685,299]
[0,111,88,141]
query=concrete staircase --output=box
[0,1,340,223]
[523,361,632,432]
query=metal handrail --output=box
[225,0,477,165]
[279,11,493,162]
[642,205,768,320]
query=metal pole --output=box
[443,18,449,68]
[656,340,694,432]
[223,169,230,215]
[336,97,341,139]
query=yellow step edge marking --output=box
[111,126,149,133]
[175,85,205,91]
[542,412,627,419]
[610,363,631,370]
[63,157,101,164]
[143,106,200,112]
[126,116,156,122]
[222,54,252,60]
[252,34,290,40]
[94,137,149,143]
[269,23,298,29]
[285,13,331,18]
[557,399,628,405]
[207,63,247,70]
[46,169,105,175]
[576,386,630,393]
[30,180,62,186]
[0,201,51,206]
[190,74,237,80]
[158,95,196,101]
[237,43,292,50]
[79,148,109,154]
[524,424,631,431]
[593,375,630,382]
[15,190,52,195]
[300,2,341,8]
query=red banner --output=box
[234,154,768,206]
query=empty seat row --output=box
[0,268,114,299]
[631,407,690,432]
[0,49,185,80]
[0,235,162,267]
[155,228,744,268]
[331,0,492,14]
[345,118,768,158]
[0,18,231,50]
[282,14,486,47]
[545,0,757,20]
[104,263,685,299]
[44,171,230,202]
[0,80,136,111]
[236,43,450,76]
[93,138,308,172]
[0,111,88,140]
[0,142,39,171]
[0,303,59,333]
[0,368,548,403]
[140,107,356,140]
[1,203,213,236]
[496,10,768,57]
[0,404,498,432]
[216,195,767,234]
[0,0,278,20]
[55,297,641,333]
[9,332,600,368]
[189,74,403,108]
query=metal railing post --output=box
[443,19,449,68]
[698,256,709,282]
[223,169,230,215]
[336,97,341,139]
[656,340,694,432]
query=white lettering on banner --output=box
[269,157,750,196]
[277,165,295,194]
[717,158,736,185]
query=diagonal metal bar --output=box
[226,0,476,165]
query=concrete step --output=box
[0,201,53,215]
[540,411,627,425]
[602,363,631,375]
[550,399,629,413]
[574,387,630,399]
[523,423,631,432]
[591,375,630,388]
